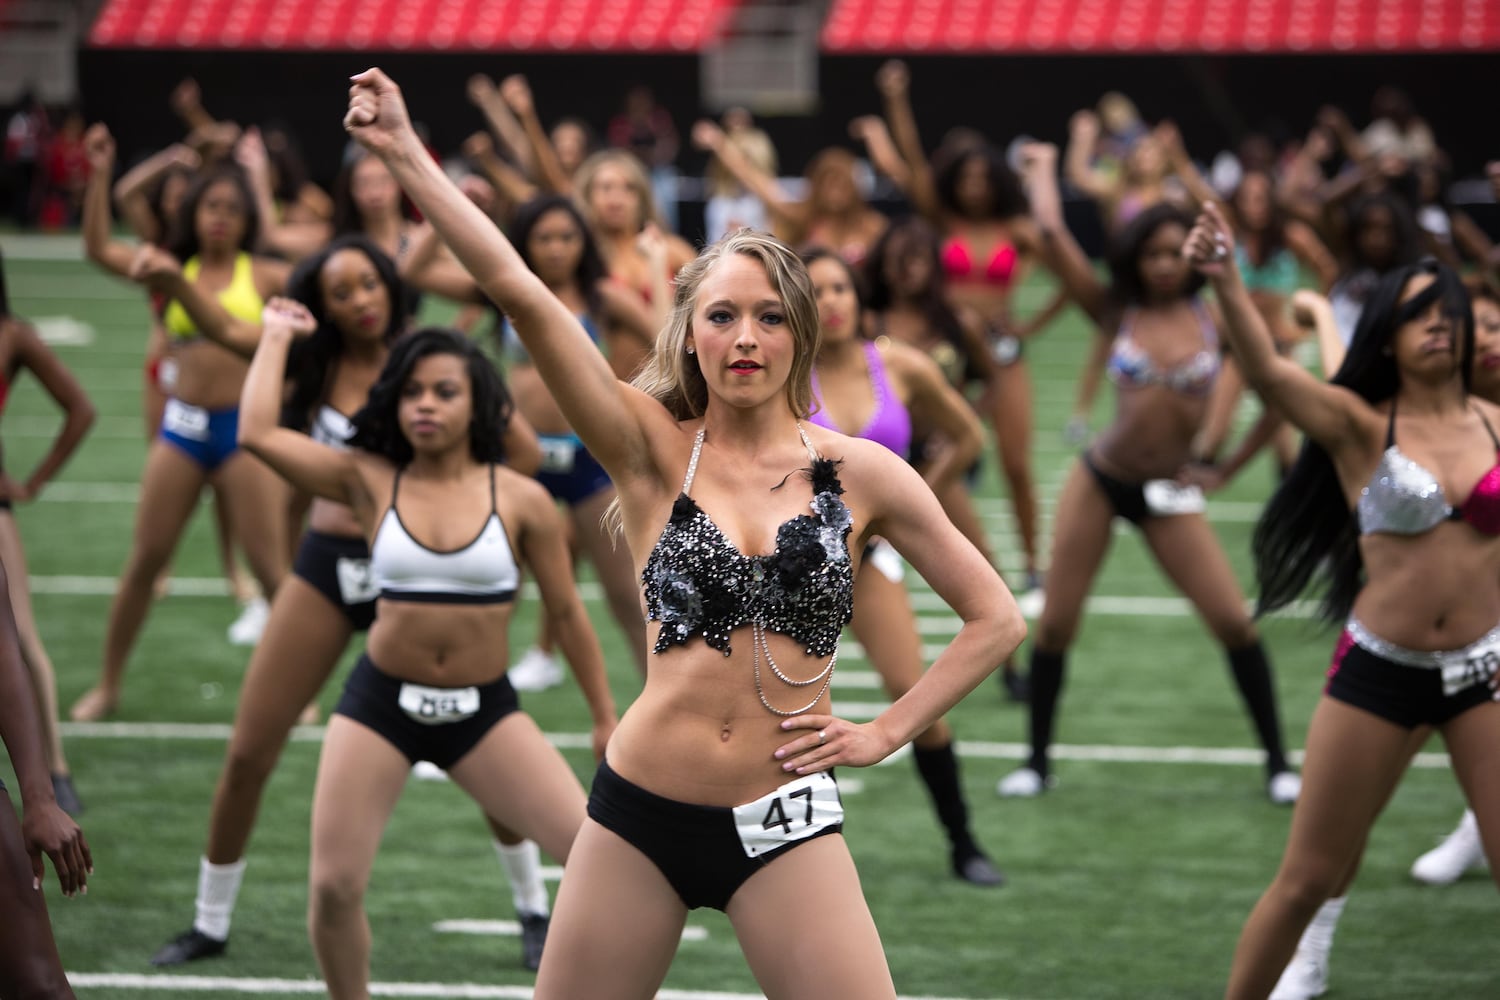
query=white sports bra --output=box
[370,466,520,605]
[310,405,355,450]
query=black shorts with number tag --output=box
[292,530,377,631]
[1326,622,1500,729]
[586,759,843,911]
[333,654,519,769]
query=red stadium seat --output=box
[818,0,1500,54]
[89,0,740,52]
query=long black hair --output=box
[1253,259,1474,623]
[508,195,607,320]
[1105,202,1205,308]
[167,165,260,264]
[280,235,409,431]
[862,216,976,379]
[347,327,514,466]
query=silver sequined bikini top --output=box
[1357,400,1500,537]
[641,426,855,657]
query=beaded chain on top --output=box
[640,425,855,716]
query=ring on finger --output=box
[817,729,827,745]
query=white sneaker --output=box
[1268,946,1328,1000]
[1411,810,1487,885]
[507,647,564,692]
[226,597,269,646]
[1267,771,1302,806]
[997,767,1052,798]
[411,761,449,782]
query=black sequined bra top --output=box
[642,425,855,664]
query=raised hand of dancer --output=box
[1183,201,1236,277]
[874,58,909,97]
[466,73,497,107]
[691,119,725,153]
[260,297,317,339]
[498,74,535,118]
[343,68,418,159]
[82,123,114,175]
[23,798,91,897]
[774,714,895,774]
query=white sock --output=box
[193,856,247,940]
[494,839,549,917]
[1299,895,1346,957]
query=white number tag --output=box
[539,437,578,474]
[1143,479,1205,517]
[732,772,843,858]
[334,557,378,605]
[397,683,480,725]
[1440,641,1500,697]
[163,399,210,441]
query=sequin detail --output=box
[642,428,855,659]
[1356,402,1500,537]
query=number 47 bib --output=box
[732,771,843,859]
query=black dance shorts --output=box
[333,654,520,769]
[1325,618,1500,729]
[1083,452,1204,526]
[587,758,844,911]
[292,530,378,631]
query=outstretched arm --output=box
[237,299,368,506]
[1019,142,1109,326]
[499,75,573,196]
[1186,202,1365,451]
[112,142,200,242]
[874,60,939,220]
[344,68,660,483]
[1063,110,1116,205]
[81,125,139,279]
[692,119,803,230]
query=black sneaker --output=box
[953,851,1006,888]
[150,928,227,966]
[518,911,549,971]
[50,773,83,816]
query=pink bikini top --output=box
[940,237,1017,287]
[1357,401,1500,537]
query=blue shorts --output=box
[535,433,612,505]
[587,759,844,911]
[333,654,521,769]
[160,398,240,472]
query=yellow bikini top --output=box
[162,253,264,340]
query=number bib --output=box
[1143,479,1205,517]
[335,556,377,605]
[732,772,843,859]
[163,398,210,441]
[539,436,579,475]
[1439,638,1500,698]
[397,683,480,725]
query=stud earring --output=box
[686,345,696,355]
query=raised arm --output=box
[499,75,573,196]
[7,321,96,500]
[1158,122,1219,209]
[692,120,803,228]
[848,116,911,193]
[130,245,262,358]
[81,125,138,279]
[238,298,369,506]
[0,557,91,897]
[344,69,658,480]
[1186,202,1365,450]
[467,74,535,176]
[169,78,216,134]
[1284,218,1340,291]
[112,142,200,242]
[1293,288,1347,377]
[234,127,331,262]
[873,60,939,220]
[398,221,488,304]
[462,130,539,210]
[1019,143,1109,326]
[1063,110,1116,205]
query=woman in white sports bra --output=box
[239,305,616,1000]
[345,68,1024,999]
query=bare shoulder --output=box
[252,254,292,293]
[877,336,938,380]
